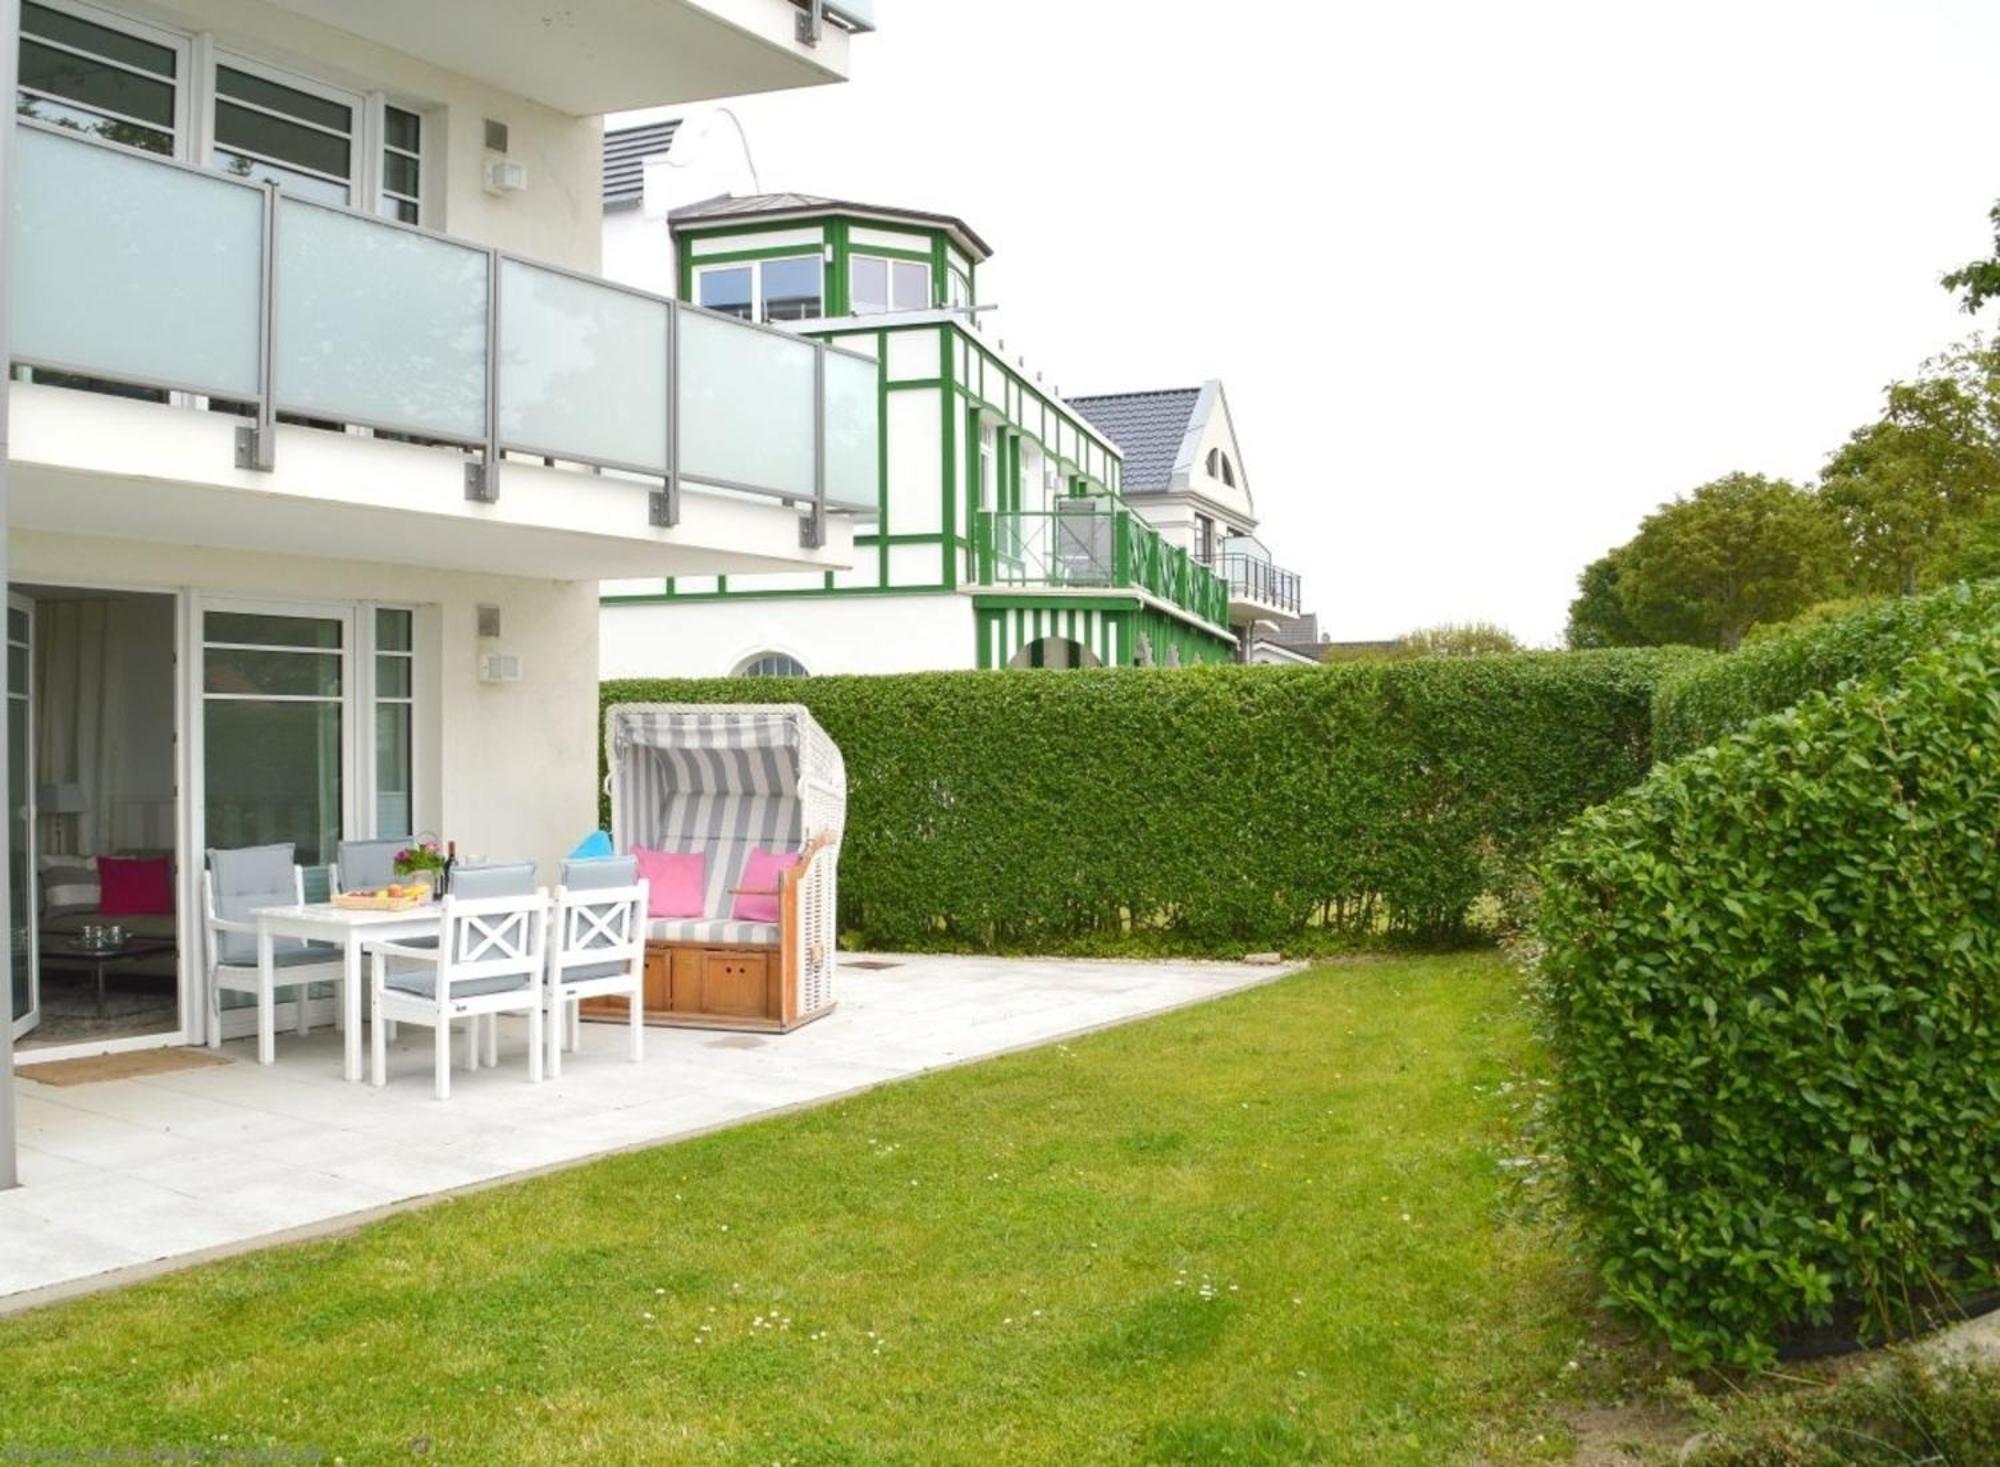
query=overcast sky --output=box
[622,0,2000,644]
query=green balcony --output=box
[972,505,1230,629]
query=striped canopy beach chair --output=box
[605,703,845,1028]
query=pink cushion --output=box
[97,855,173,916]
[632,847,705,918]
[732,847,800,923]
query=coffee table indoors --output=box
[40,936,177,1020]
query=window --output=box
[1194,513,1216,567]
[1206,448,1237,488]
[851,255,931,315]
[697,265,754,321]
[211,57,356,205]
[695,255,823,324]
[978,423,996,511]
[735,652,808,679]
[947,269,971,311]
[379,104,421,223]
[372,608,414,838]
[16,0,184,156]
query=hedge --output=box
[1651,579,2000,760]
[604,650,1691,954]
[1537,628,2000,1366]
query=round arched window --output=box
[735,651,809,678]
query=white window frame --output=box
[732,650,810,679]
[693,254,825,324]
[206,48,364,206]
[19,0,427,221]
[362,604,418,841]
[18,0,192,158]
[850,254,932,316]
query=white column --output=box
[1,0,22,1191]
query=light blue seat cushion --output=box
[561,855,639,891]
[569,830,614,860]
[209,842,302,966]
[336,838,406,894]
[451,862,536,899]
[645,918,778,946]
[383,969,532,1001]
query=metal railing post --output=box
[801,341,827,549]
[652,301,680,527]
[234,179,279,473]
[465,248,500,502]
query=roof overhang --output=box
[257,0,855,117]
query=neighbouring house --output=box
[598,146,1296,676]
[1068,383,1313,667]
[0,0,878,1125]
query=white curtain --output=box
[35,598,173,856]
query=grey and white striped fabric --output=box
[609,708,804,942]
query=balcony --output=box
[7,122,878,579]
[972,504,1231,629]
[1208,540,1302,621]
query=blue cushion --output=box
[384,969,531,1000]
[450,863,536,900]
[568,830,614,860]
[336,838,406,894]
[561,855,639,892]
[560,960,632,983]
[208,843,297,966]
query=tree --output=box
[1617,472,1842,650]
[1941,203,2000,314]
[1395,621,1524,657]
[1564,546,1653,649]
[1816,341,2000,595]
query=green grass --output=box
[0,955,1600,1464]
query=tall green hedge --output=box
[604,650,1690,954]
[1651,579,2000,760]
[1538,628,2000,1366]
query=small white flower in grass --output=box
[1401,1214,1411,1223]
[654,1287,666,1295]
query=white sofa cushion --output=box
[645,918,779,947]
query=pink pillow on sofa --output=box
[732,847,800,923]
[97,855,173,916]
[632,847,705,918]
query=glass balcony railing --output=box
[8,120,879,535]
[1210,551,1302,616]
[973,505,1230,628]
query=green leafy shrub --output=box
[604,651,1690,954]
[1537,629,2000,1366]
[1651,579,2000,759]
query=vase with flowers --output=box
[393,839,447,900]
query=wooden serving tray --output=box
[331,889,430,912]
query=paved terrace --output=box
[0,954,1297,1311]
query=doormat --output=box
[21,1047,230,1087]
[844,960,903,971]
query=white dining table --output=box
[252,902,443,1082]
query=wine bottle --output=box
[442,839,457,898]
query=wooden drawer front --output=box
[702,951,769,1017]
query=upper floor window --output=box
[735,651,808,679]
[1205,447,1237,488]
[17,0,424,222]
[946,269,971,311]
[17,0,184,156]
[212,59,356,205]
[851,255,930,315]
[1194,513,1216,566]
[696,255,823,324]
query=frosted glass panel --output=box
[274,199,488,440]
[498,260,669,472]
[12,126,263,397]
[677,309,816,496]
[824,350,879,506]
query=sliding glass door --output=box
[8,596,37,1041]
[201,602,352,869]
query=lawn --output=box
[0,955,1601,1464]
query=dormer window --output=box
[695,255,823,324]
[1205,447,1237,488]
[851,255,930,315]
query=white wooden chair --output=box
[366,863,548,1100]
[544,857,648,1078]
[204,842,345,1066]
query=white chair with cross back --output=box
[544,856,649,1078]
[365,862,549,1100]
[204,842,345,1066]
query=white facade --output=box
[601,592,975,680]
[1,0,872,1111]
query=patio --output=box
[0,952,1294,1310]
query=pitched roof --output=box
[1068,388,1202,496]
[667,192,993,262]
[603,120,680,209]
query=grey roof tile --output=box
[603,120,680,209]
[1069,388,1201,496]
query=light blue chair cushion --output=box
[336,838,406,894]
[383,969,531,1000]
[568,829,614,860]
[450,862,536,900]
[561,856,639,891]
[209,843,300,967]
[271,945,342,970]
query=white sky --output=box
[621,0,2000,644]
